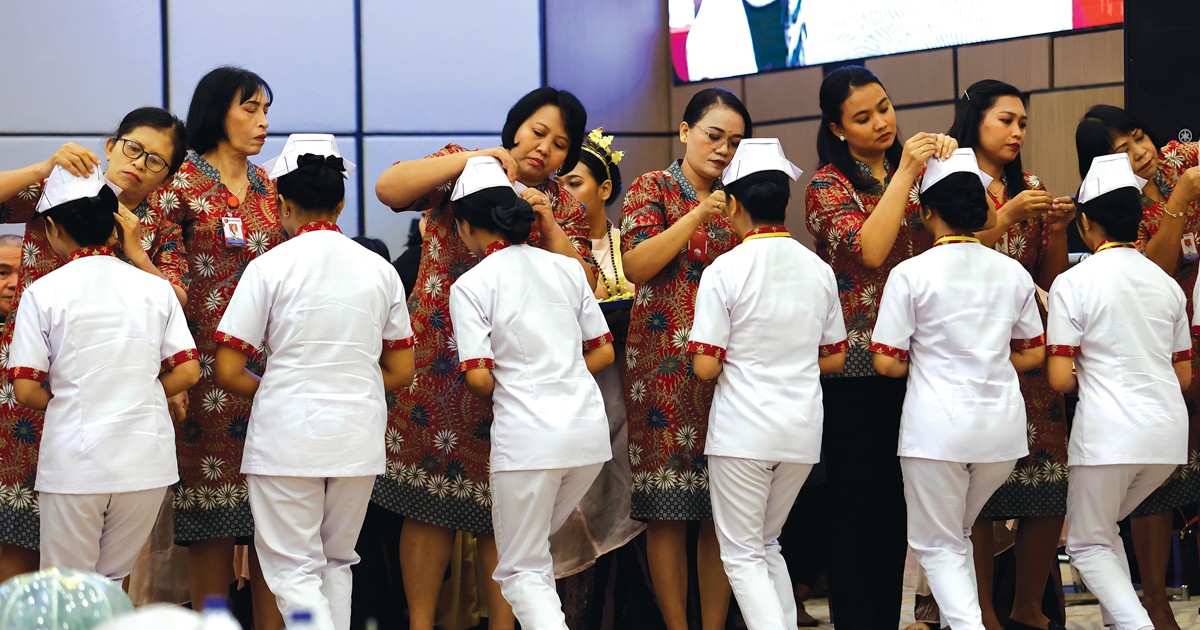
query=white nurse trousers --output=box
[901,457,1016,630]
[1067,463,1175,630]
[490,463,603,630]
[708,455,812,630]
[247,474,375,630]
[39,486,168,580]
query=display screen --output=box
[670,0,1124,82]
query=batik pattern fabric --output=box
[372,143,594,533]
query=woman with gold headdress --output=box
[564,128,635,300]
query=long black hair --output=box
[816,66,903,191]
[948,79,1029,199]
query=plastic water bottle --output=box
[288,610,316,628]
[199,595,243,629]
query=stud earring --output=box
[839,135,846,142]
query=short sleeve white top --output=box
[870,239,1042,463]
[687,228,847,463]
[8,248,196,493]
[449,242,613,472]
[1049,245,1190,466]
[215,223,413,477]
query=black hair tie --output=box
[296,153,344,174]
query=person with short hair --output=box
[1047,154,1192,630]
[9,167,198,581]
[0,106,190,582]
[375,86,594,630]
[160,66,283,623]
[214,135,413,630]
[688,138,846,630]
[0,234,23,321]
[871,150,1044,630]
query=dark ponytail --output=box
[920,172,989,232]
[275,154,346,211]
[44,186,118,247]
[724,171,790,223]
[452,187,535,244]
[948,79,1029,199]
[1078,188,1141,243]
[817,66,903,191]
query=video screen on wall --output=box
[670,0,1124,82]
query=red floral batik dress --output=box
[978,173,1069,519]
[621,160,736,521]
[1132,140,1200,517]
[0,179,188,549]
[372,143,594,533]
[163,150,283,543]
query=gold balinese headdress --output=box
[581,127,625,182]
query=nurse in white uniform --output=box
[1047,154,1191,630]
[447,156,614,630]
[8,167,199,580]
[686,138,847,630]
[871,149,1043,630]
[212,135,415,630]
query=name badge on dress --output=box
[222,216,246,248]
[687,229,709,262]
[1183,232,1199,261]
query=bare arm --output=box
[1046,355,1077,393]
[584,343,615,374]
[1010,345,1046,374]
[160,360,200,398]
[691,353,722,381]
[858,133,956,268]
[375,147,516,209]
[12,379,50,411]
[380,347,415,390]
[0,143,99,204]
[1176,360,1193,391]
[819,351,846,374]
[872,353,909,378]
[463,368,495,400]
[213,345,261,399]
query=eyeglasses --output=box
[694,125,742,150]
[116,138,169,173]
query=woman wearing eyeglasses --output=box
[0,105,190,582]
[618,87,750,630]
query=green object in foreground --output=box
[0,567,133,629]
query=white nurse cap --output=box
[919,148,992,193]
[721,138,803,184]
[34,164,121,214]
[451,156,515,201]
[1077,153,1147,204]
[262,133,355,179]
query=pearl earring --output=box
[839,135,846,142]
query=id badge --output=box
[1183,232,1199,261]
[687,228,709,262]
[222,216,246,248]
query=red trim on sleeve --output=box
[384,337,415,350]
[1010,334,1046,351]
[686,340,726,360]
[1174,349,1194,363]
[460,357,495,372]
[212,331,260,359]
[868,341,908,361]
[163,348,199,370]
[819,339,849,357]
[8,366,47,383]
[583,332,615,351]
[1047,344,1079,357]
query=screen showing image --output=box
[670,0,1124,82]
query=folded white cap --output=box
[262,133,355,179]
[451,156,515,201]
[919,148,993,193]
[35,164,121,214]
[721,138,802,184]
[1077,153,1147,204]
